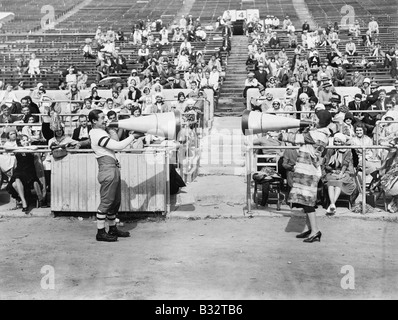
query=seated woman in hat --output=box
[127,70,141,88]
[322,133,357,215]
[5,134,48,211]
[342,112,356,142]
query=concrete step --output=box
[198,166,246,176]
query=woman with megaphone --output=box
[277,109,332,243]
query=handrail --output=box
[245,144,394,215]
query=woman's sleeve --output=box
[281,131,315,145]
[342,150,353,169]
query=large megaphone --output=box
[108,111,182,140]
[241,110,312,135]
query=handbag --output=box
[52,147,68,160]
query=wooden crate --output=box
[51,151,169,213]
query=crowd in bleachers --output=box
[0,13,229,211]
[244,15,398,214]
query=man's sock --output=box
[96,211,106,230]
[107,213,116,227]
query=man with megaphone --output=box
[88,109,136,242]
[88,109,181,242]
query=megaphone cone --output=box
[108,111,182,140]
[242,110,312,135]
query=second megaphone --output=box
[108,111,182,140]
[241,110,312,135]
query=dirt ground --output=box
[0,213,397,300]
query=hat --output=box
[299,93,309,100]
[248,72,255,77]
[314,103,326,112]
[37,83,44,89]
[322,82,332,88]
[167,76,175,81]
[5,126,17,136]
[258,85,265,92]
[85,38,92,44]
[344,112,354,121]
[383,110,397,121]
[316,110,332,128]
[363,78,371,84]
[371,81,379,88]
[334,133,347,144]
[186,98,196,105]
[90,83,97,89]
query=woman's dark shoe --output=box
[296,229,312,238]
[303,231,322,243]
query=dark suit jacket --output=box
[297,87,315,99]
[72,126,91,149]
[348,100,368,111]
[254,70,267,87]
[333,69,347,81]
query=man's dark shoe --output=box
[108,226,130,238]
[96,230,118,242]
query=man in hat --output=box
[243,72,259,99]
[254,63,268,88]
[88,109,135,242]
[366,81,381,106]
[318,82,333,109]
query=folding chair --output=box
[252,151,284,210]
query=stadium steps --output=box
[216,35,249,114]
